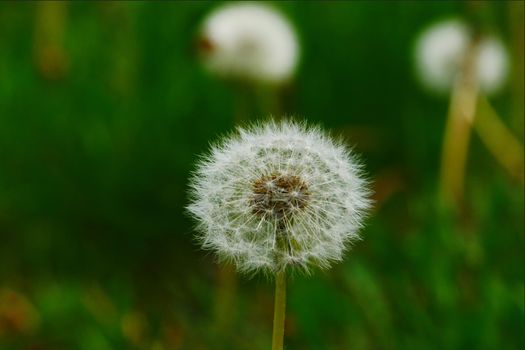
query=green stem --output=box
[439,39,479,208]
[272,270,287,350]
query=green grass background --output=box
[0,1,523,349]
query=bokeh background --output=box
[0,1,523,349]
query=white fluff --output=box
[199,2,299,84]
[187,121,371,275]
[415,18,508,94]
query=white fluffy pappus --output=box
[187,121,371,275]
[198,2,299,84]
[414,18,509,94]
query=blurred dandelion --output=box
[198,2,299,85]
[414,18,508,95]
[187,120,371,349]
[414,18,522,207]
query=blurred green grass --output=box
[0,1,523,349]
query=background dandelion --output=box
[198,1,300,123]
[414,17,523,207]
[414,18,509,95]
[198,2,299,85]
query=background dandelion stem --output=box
[271,270,286,350]
[474,97,524,184]
[439,40,479,208]
[508,0,524,137]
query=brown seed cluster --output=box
[250,173,310,220]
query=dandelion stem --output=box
[439,39,479,208]
[508,0,524,137]
[473,96,524,184]
[272,270,286,350]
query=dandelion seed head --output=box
[476,37,508,93]
[198,2,299,84]
[187,121,371,275]
[415,18,508,94]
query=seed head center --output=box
[250,173,310,220]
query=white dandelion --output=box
[198,2,300,84]
[414,18,508,94]
[187,120,371,275]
